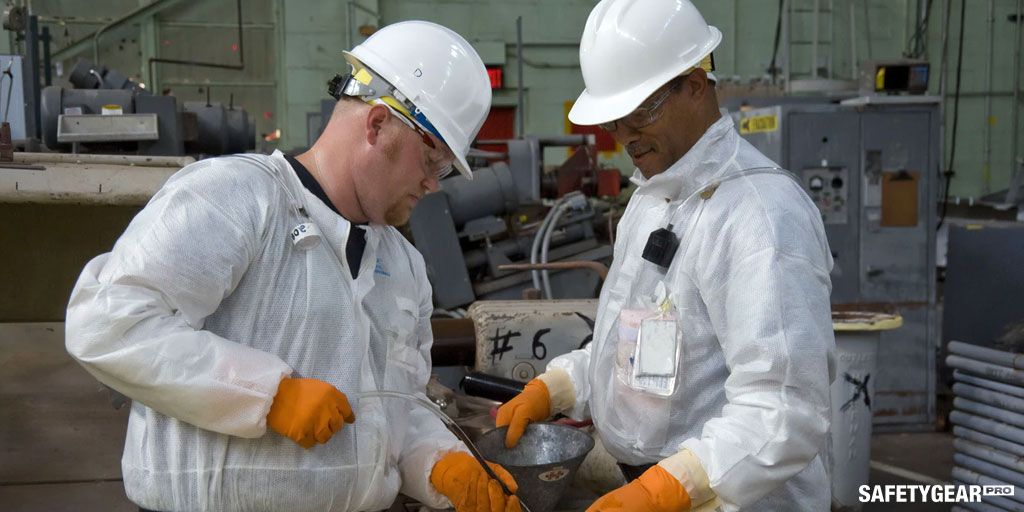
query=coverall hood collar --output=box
[629,115,738,201]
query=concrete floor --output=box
[2,322,957,511]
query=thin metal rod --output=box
[146,0,245,89]
[783,0,790,89]
[849,0,857,79]
[357,390,535,512]
[862,0,873,59]
[1011,0,1023,188]
[516,16,524,139]
[811,0,819,79]
[41,25,51,86]
[89,0,185,64]
[984,0,995,193]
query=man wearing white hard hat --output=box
[65,20,521,512]
[498,1,836,510]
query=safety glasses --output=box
[329,70,455,179]
[384,105,455,180]
[598,76,685,133]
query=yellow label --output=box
[875,67,886,91]
[739,115,778,134]
[354,68,373,85]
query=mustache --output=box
[627,142,650,157]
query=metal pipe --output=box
[939,0,952,134]
[953,489,1024,512]
[951,411,1024,446]
[1011,0,1023,186]
[499,261,609,281]
[811,0,819,79]
[954,467,1024,506]
[949,341,1024,370]
[849,0,857,80]
[345,1,379,49]
[984,0,996,194]
[86,0,187,64]
[40,25,50,86]
[955,452,1024,488]
[954,426,1024,458]
[516,16,524,139]
[862,0,873,60]
[954,382,1024,415]
[956,438,1024,473]
[916,0,930,57]
[783,0,790,88]
[541,203,571,298]
[955,397,1024,429]
[25,13,39,139]
[946,355,1024,387]
[146,0,245,86]
[950,501,1015,512]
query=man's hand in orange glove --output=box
[495,379,551,448]
[431,451,522,512]
[587,465,692,512]
[266,377,355,449]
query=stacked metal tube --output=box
[947,341,1024,510]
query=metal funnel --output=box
[476,423,595,512]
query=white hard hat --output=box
[568,0,722,126]
[343,21,491,180]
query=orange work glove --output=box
[266,377,355,449]
[431,452,522,512]
[495,379,551,448]
[587,465,692,512]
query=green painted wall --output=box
[11,0,1024,199]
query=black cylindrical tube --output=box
[460,372,526,403]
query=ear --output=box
[684,68,710,101]
[364,103,391,146]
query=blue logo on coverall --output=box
[374,257,390,277]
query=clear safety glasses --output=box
[598,76,685,133]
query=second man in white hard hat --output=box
[66,20,521,512]
[498,1,836,510]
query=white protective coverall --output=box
[65,150,464,511]
[547,116,837,510]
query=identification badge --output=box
[636,318,678,377]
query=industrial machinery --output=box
[732,98,940,430]
[33,59,253,155]
[408,135,620,309]
[39,60,255,157]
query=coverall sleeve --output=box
[680,181,836,509]
[545,341,594,421]
[65,162,293,439]
[397,269,467,508]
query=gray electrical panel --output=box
[733,100,939,429]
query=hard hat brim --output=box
[567,26,722,126]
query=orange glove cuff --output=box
[639,465,692,511]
